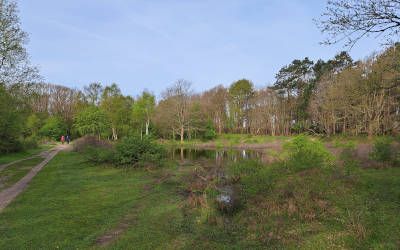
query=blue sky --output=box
[19,0,382,97]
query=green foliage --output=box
[39,116,66,141]
[291,122,305,134]
[24,113,43,137]
[74,106,109,138]
[370,137,394,164]
[132,91,155,136]
[115,136,166,167]
[228,79,254,130]
[0,85,23,153]
[84,146,115,164]
[339,141,359,175]
[228,160,275,197]
[21,136,39,150]
[284,134,334,171]
[100,84,133,139]
[202,120,217,141]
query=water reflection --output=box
[169,147,267,166]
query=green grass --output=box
[161,134,290,148]
[0,144,55,165]
[0,146,399,249]
[0,157,44,191]
[161,134,399,151]
[0,151,180,249]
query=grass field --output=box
[0,157,44,191]
[0,139,399,249]
[0,144,55,165]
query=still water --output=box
[169,147,272,166]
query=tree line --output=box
[1,0,399,153]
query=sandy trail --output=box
[0,144,70,212]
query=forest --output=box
[1,0,400,153]
[2,38,399,152]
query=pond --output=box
[168,147,274,166]
[168,147,275,214]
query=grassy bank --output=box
[161,134,291,148]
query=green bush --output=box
[370,137,394,164]
[21,136,39,150]
[0,85,24,153]
[202,120,217,141]
[0,139,22,153]
[283,134,334,171]
[228,160,278,198]
[84,146,115,164]
[39,116,66,141]
[115,136,166,167]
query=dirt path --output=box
[0,144,70,212]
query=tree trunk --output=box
[180,125,184,143]
[112,127,118,141]
[145,120,149,136]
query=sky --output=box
[18,0,382,97]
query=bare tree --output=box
[162,79,192,143]
[84,82,103,105]
[200,85,228,134]
[317,0,400,48]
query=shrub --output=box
[283,134,334,171]
[370,137,394,164]
[202,120,217,141]
[0,139,22,153]
[73,136,112,152]
[0,85,24,153]
[84,146,115,164]
[228,160,279,198]
[115,136,166,167]
[21,136,39,150]
[339,141,359,175]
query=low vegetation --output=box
[114,136,166,166]
[370,137,399,166]
[75,135,166,167]
[0,157,44,191]
[1,135,399,249]
[284,135,334,171]
[0,144,54,165]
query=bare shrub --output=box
[72,136,112,152]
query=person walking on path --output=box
[61,135,65,144]
[66,135,70,144]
